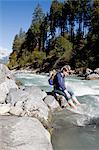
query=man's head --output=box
[61,65,70,76]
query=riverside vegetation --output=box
[7,0,99,72]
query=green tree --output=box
[31,3,45,50]
[86,0,99,68]
[40,13,50,52]
[49,35,72,59]
[49,0,63,38]
[8,28,26,68]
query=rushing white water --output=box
[16,73,99,120]
[16,73,99,150]
[16,73,99,95]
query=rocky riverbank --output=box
[13,66,99,80]
[0,63,61,150]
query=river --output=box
[16,73,99,150]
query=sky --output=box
[0,0,52,53]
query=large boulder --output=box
[6,87,49,124]
[0,116,53,150]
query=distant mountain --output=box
[0,48,11,64]
[0,56,9,64]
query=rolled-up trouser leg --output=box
[66,86,80,104]
[66,85,74,97]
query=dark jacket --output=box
[53,72,66,91]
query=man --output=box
[52,66,81,109]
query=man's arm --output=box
[57,73,66,91]
[48,78,53,85]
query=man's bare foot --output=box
[76,103,81,106]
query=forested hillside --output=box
[8,0,99,72]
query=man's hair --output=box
[61,65,71,72]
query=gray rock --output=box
[0,116,53,150]
[0,64,18,103]
[0,89,7,103]
[0,63,14,79]
[85,68,93,75]
[56,94,69,108]
[25,86,47,99]
[6,88,49,123]
[94,68,99,74]
[0,104,11,115]
[6,88,28,105]
[9,106,24,116]
[24,96,49,121]
[86,73,99,80]
[0,79,18,104]
[0,70,6,84]
[44,95,60,111]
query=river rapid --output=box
[16,73,99,150]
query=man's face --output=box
[63,69,69,76]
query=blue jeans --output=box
[53,84,75,101]
[66,85,74,97]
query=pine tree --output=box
[31,3,45,50]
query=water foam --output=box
[67,81,99,96]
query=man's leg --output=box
[72,95,81,105]
[54,90,77,108]
[60,96,69,108]
[68,99,77,109]
[64,90,77,109]
[66,85,81,106]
